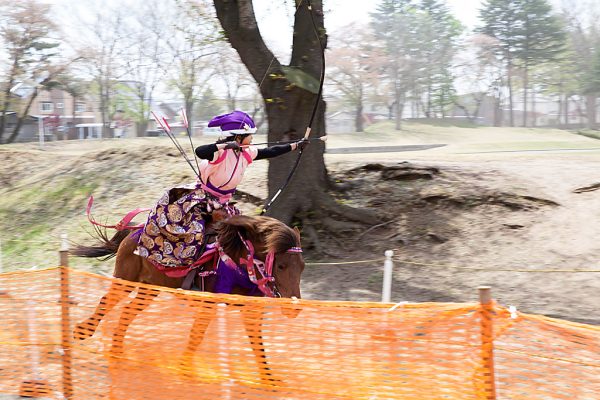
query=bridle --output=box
[236,232,302,298]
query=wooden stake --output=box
[60,233,73,399]
[478,286,497,400]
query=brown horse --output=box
[73,215,304,383]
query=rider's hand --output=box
[224,141,240,151]
[295,138,309,151]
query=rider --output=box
[136,110,308,269]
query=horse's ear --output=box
[293,226,301,243]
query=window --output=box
[41,102,53,112]
[56,103,64,109]
[75,102,86,112]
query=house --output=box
[7,83,99,142]
[326,109,388,133]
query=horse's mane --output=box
[216,215,299,261]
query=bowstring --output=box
[260,0,325,215]
[182,109,201,176]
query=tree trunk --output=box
[136,95,146,137]
[493,96,502,127]
[394,81,403,130]
[185,100,194,137]
[355,87,364,132]
[395,101,403,130]
[6,88,39,144]
[426,81,432,118]
[136,121,147,137]
[507,58,514,127]
[531,88,536,127]
[0,58,20,143]
[98,78,109,139]
[522,65,528,127]
[71,96,78,139]
[557,96,562,128]
[214,0,374,228]
[387,102,395,120]
[586,95,597,129]
[564,95,569,127]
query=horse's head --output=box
[216,215,305,299]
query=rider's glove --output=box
[295,138,309,151]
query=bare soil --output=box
[1,125,599,325]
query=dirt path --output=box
[314,149,600,324]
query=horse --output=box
[72,214,305,383]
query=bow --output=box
[261,0,325,215]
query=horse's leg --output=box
[73,282,133,340]
[110,287,160,354]
[179,300,217,374]
[241,306,278,384]
[75,231,146,340]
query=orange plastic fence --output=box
[0,267,598,399]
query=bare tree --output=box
[0,0,61,143]
[327,24,383,132]
[370,1,422,130]
[560,0,600,129]
[165,0,222,126]
[213,0,374,243]
[213,42,256,111]
[453,34,505,125]
[120,0,171,137]
[69,2,131,137]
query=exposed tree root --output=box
[573,182,600,193]
[321,217,362,234]
[356,218,399,240]
[300,220,322,253]
[316,192,380,224]
[421,191,559,210]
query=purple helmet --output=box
[207,110,257,136]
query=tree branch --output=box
[213,0,281,90]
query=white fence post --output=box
[381,250,394,303]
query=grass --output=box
[325,121,600,154]
[0,176,101,271]
[574,129,600,141]
[2,122,600,272]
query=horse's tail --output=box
[72,225,132,260]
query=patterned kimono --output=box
[136,146,258,268]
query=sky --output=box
[38,0,487,74]
[253,0,483,60]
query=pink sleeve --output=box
[209,149,227,164]
[246,145,259,160]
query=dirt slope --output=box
[1,125,599,324]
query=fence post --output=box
[381,250,394,303]
[478,286,497,400]
[60,233,73,399]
